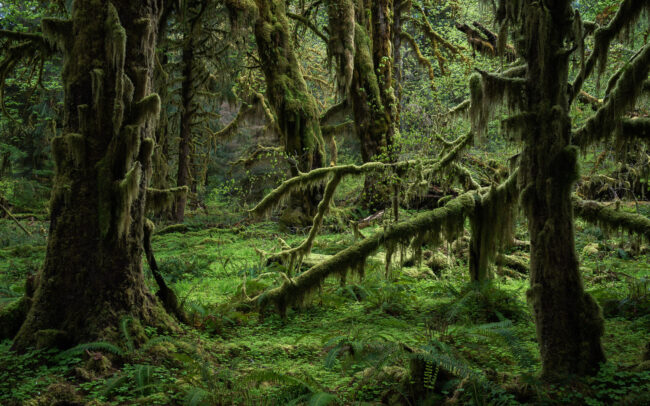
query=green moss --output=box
[41,18,72,52]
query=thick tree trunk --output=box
[347,0,399,211]
[520,0,605,379]
[253,0,325,227]
[12,0,173,351]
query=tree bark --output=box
[347,0,399,211]
[12,0,174,351]
[519,0,605,379]
[175,18,196,223]
[253,0,325,227]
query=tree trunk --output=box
[12,0,174,351]
[520,0,605,379]
[253,0,325,227]
[347,0,399,211]
[175,31,195,223]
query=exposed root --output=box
[143,220,188,324]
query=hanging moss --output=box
[251,131,473,218]
[132,94,161,126]
[327,0,356,97]
[573,198,650,240]
[469,170,519,281]
[145,186,189,214]
[469,69,526,136]
[105,2,127,73]
[619,118,650,142]
[247,190,480,315]
[573,43,650,148]
[571,0,650,101]
[41,18,72,52]
[116,163,142,237]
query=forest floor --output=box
[0,203,649,405]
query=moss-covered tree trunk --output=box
[11,0,173,351]
[519,0,605,379]
[253,0,325,227]
[175,33,195,223]
[347,0,398,211]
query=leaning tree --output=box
[0,0,180,350]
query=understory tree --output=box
[225,0,326,227]
[467,0,650,379]
[0,0,177,350]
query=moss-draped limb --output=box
[400,32,436,88]
[469,170,519,281]
[268,174,342,274]
[572,43,650,148]
[618,118,650,142]
[0,29,54,120]
[469,70,527,135]
[250,131,473,218]
[229,145,285,168]
[286,12,328,43]
[146,187,189,214]
[247,191,480,315]
[573,198,650,240]
[0,202,31,235]
[448,99,471,116]
[320,101,349,125]
[413,4,464,62]
[210,101,254,140]
[570,0,650,103]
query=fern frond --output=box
[307,391,339,406]
[184,387,209,406]
[101,374,129,396]
[56,341,124,360]
[120,316,135,352]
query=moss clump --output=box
[0,296,31,340]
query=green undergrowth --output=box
[0,210,649,405]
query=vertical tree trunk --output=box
[253,0,325,227]
[12,0,173,351]
[520,0,605,379]
[175,32,195,223]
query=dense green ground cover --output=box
[0,201,649,405]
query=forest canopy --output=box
[0,0,649,405]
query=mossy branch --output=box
[570,0,650,102]
[618,118,650,142]
[572,43,650,148]
[287,12,327,43]
[250,131,473,218]
[574,198,650,240]
[145,186,189,214]
[268,174,342,273]
[0,202,31,235]
[247,190,480,315]
[229,145,285,167]
[400,32,436,88]
[211,102,253,140]
[470,70,527,135]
